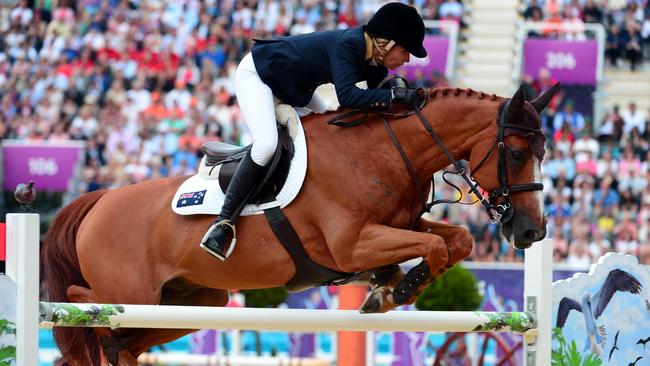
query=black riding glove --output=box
[390,87,423,108]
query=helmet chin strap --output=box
[372,38,395,65]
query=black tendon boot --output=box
[200,151,266,260]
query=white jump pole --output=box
[39,303,536,333]
[524,239,552,366]
[137,353,331,366]
[6,213,40,366]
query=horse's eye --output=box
[511,150,526,161]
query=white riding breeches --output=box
[235,52,328,166]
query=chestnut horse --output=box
[42,84,556,365]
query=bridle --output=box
[328,82,544,227]
[419,98,545,225]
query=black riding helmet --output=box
[366,2,427,58]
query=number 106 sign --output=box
[523,39,598,85]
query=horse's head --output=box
[467,84,558,249]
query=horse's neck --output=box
[302,95,498,194]
[392,96,500,181]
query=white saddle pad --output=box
[171,105,307,216]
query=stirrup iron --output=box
[200,220,237,261]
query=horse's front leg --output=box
[360,219,474,313]
[334,223,449,313]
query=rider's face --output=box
[383,45,410,70]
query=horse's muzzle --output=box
[501,214,547,250]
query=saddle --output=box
[198,119,352,292]
[201,125,293,204]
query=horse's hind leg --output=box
[360,265,405,313]
[66,285,151,365]
[121,287,229,359]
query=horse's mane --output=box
[306,86,546,159]
[428,87,500,102]
[428,87,545,160]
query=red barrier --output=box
[0,223,5,261]
[337,285,368,366]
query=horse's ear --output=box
[507,85,526,123]
[530,83,560,113]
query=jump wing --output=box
[556,297,582,328]
[592,269,642,319]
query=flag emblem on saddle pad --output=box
[176,190,206,207]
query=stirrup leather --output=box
[200,220,237,261]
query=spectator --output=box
[547,194,572,219]
[593,177,620,214]
[523,0,543,20]
[615,230,639,256]
[562,6,586,41]
[543,148,576,181]
[529,68,562,130]
[572,128,600,163]
[552,100,585,134]
[10,0,33,28]
[605,23,624,67]
[165,80,192,113]
[583,0,603,24]
[71,104,99,139]
[642,12,650,46]
[596,149,619,178]
[552,227,569,261]
[438,0,463,23]
[623,23,643,71]
[588,229,612,260]
[567,235,592,269]
[553,122,575,155]
[617,146,642,187]
[598,105,624,142]
[621,102,646,135]
[542,8,563,38]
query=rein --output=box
[327,85,544,227]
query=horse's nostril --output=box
[524,229,539,241]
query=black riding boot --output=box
[200,151,266,260]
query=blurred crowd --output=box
[0,0,458,192]
[4,0,650,269]
[523,0,650,71]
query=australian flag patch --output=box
[176,190,206,207]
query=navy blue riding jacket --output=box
[251,26,392,109]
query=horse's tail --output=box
[42,189,108,366]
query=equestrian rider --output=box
[200,2,428,260]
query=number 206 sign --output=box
[523,39,598,85]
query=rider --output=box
[200,2,428,260]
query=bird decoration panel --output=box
[553,253,650,365]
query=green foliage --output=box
[473,311,535,333]
[241,287,288,308]
[415,265,482,311]
[0,320,15,336]
[52,304,125,326]
[0,346,16,365]
[0,319,16,364]
[552,328,603,366]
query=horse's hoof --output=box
[360,294,381,314]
